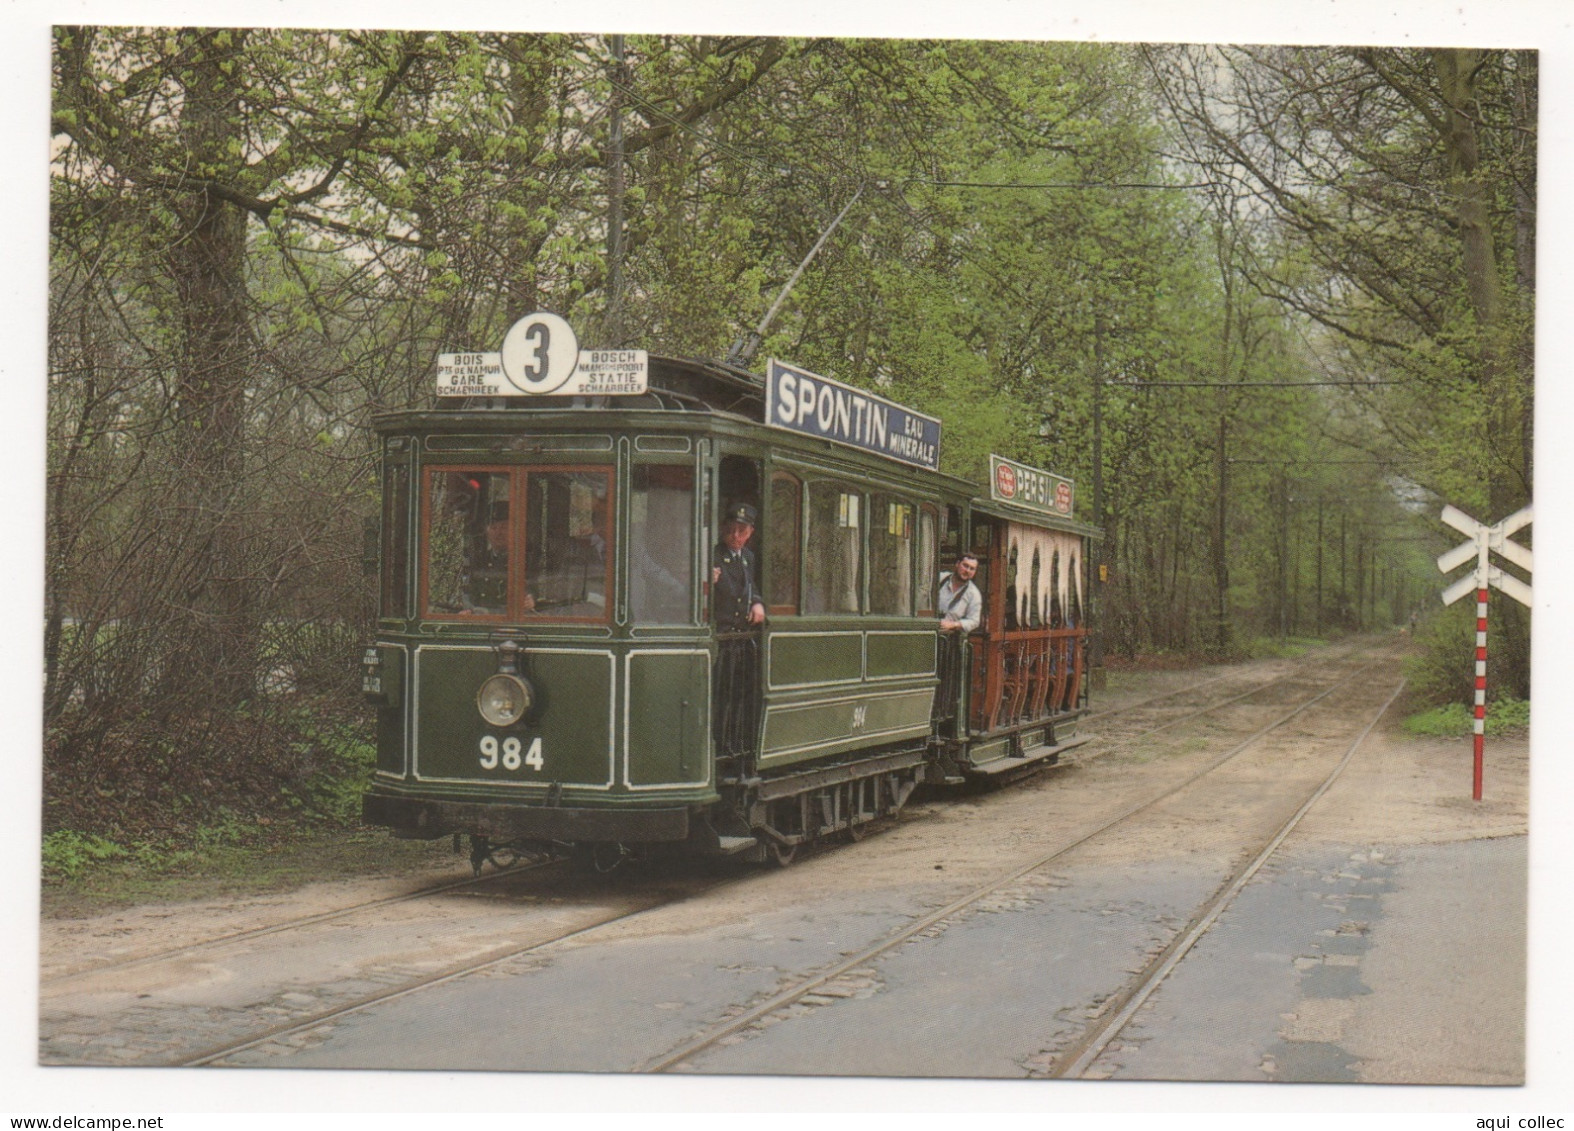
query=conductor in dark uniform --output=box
[712,502,763,754]
[712,502,765,629]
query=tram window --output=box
[629,464,694,624]
[942,504,964,561]
[524,469,611,619]
[424,468,512,617]
[804,482,862,615]
[869,494,914,616]
[917,504,939,616]
[766,473,801,614]
[381,462,411,618]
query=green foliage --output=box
[1241,635,1328,660]
[278,711,378,823]
[42,826,456,914]
[1401,603,1534,706]
[1402,697,1529,737]
[43,707,382,894]
[46,31,1533,836]
[42,831,128,880]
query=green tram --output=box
[360,353,1098,868]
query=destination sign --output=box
[766,359,941,471]
[990,454,1074,517]
[436,344,649,397]
[568,349,649,395]
[436,352,507,396]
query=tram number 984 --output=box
[479,735,545,773]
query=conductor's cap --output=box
[724,503,758,527]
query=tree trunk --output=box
[163,30,258,706]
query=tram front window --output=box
[422,466,613,621]
[524,470,611,618]
[426,469,512,616]
[629,464,694,624]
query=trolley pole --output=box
[727,184,865,367]
[605,34,628,346]
[1436,502,1532,801]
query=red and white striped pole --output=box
[1439,502,1531,803]
[1472,586,1488,801]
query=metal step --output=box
[967,734,1090,777]
[716,835,758,855]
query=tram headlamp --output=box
[477,673,533,727]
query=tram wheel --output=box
[591,842,629,873]
[845,820,866,843]
[570,841,628,874]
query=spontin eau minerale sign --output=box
[990,454,1074,517]
[765,359,941,471]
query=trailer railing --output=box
[969,626,1086,734]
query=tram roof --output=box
[380,354,1097,527]
[409,354,768,419]
[970,498,1104,540]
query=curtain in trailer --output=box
[1004,524,1085,629]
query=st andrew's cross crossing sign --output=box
[1437,503,1533,609]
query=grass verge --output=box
[41,822,456,919]
[1402,697,1530,739]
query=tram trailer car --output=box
[360,355,1098,868]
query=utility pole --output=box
[1278,466,1290,639]
[1316,497,1324,633]
[1091,313,1106,680]
[1340,512,1348,621]
[1356,535,1366,628]
[1214,415,1229,652]
[1290,487,1300,634]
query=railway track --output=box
[1049,678,1407,1078]
[1079,639,1377,739]
[40,856,561,987]
[636,652,1403,1073]
[41,641,1379,992]
[175,876,740,1068]
[39,641,1403,1070]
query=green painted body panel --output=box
[760,686,933,768]
[866,631,936,679]
[626,650,711,786]
[767,631,861,687]
[376,707,404,775]
[373,646,408,775]
[756,622,939,770]
[967,736,1010,764]
[415,646,614,788]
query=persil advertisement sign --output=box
[990,454,1074,517]
[766,359,941,471]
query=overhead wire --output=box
[603,45,1431,549]
[602,46,1408,406]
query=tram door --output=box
[969,517,1004,731]
[712,455,764,760]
